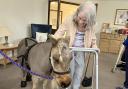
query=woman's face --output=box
[77,11,87,28]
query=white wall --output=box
[0,0,48,43]
[97,0,128,29]
[1,0,128,45]
[63,0,128,45]
[95,0,128,45]
[68,0,128,45]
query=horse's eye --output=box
[62,45,67,51]
[63,46,66,49]
[54,59,59,63]
[53,57,59,63]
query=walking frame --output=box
[67,47,99,89]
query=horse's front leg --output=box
[32,75,43,89]
[20,70,27,87]
[20,57,28,88]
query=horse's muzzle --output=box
[60,80,71,88]
[57,74,71,88]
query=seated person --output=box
[117,19,128,70]
[116,19,128,89]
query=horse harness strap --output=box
[17,38,38,67]
[49,57,70,75]
[53,68,70,75]
[17,44,37,58]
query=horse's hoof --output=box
[21,81,27,87]
[26,73,32,81]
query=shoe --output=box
[117,63,126,68]
[81,76,92,87]
[120,67,126,71]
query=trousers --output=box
[68,51,85,89]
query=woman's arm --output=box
[54,17,70,39]
[54,24,67,39]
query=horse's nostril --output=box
[61,82,67,88]
[61,81,71,88]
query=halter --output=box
[50,44,70,75]
[50,56,70,75]
[52,68,70,75]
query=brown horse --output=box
[17,37,72,89]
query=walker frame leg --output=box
[111,45,125,73]
[70,47,99,89]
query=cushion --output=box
[36,32,48,42]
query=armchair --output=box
[31,24,52,39]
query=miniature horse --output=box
[17,37,72,89]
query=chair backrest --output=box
[31,24,52,39]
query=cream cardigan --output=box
[54,16,97,48]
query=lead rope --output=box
[0,50,53,80]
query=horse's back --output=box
[17,38,37,57]
[28,41,53,75]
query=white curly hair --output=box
[73,2,96,30]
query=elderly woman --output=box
[54,2,97,89]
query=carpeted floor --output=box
[0,53,125,89]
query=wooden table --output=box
[0,43,18,67]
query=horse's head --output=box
[50,38,72,88]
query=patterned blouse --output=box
[73,31,85,47]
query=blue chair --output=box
[31,24,52,39]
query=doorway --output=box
[48,0,79,34]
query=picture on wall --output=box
[114,9,128,25]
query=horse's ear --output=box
[63,36,70,45]
[48,35,58,46]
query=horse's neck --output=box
[44,78,59,89]
[48,72,60,89]
[51,79,59,89]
